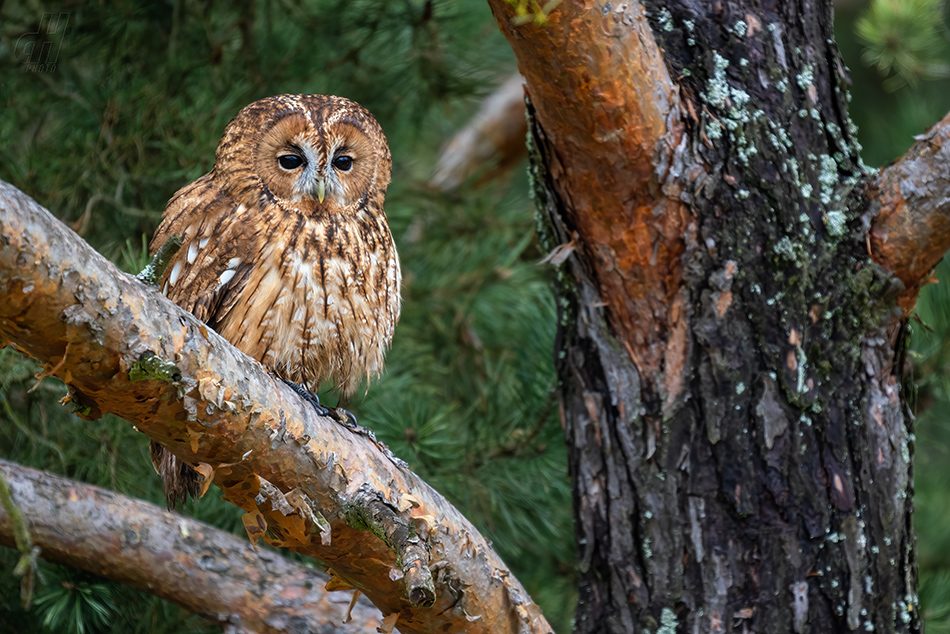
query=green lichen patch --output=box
[128,351,181,383]
[136,235,181,286]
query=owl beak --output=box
[316,178,326,204]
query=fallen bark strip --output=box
[0,179,552,634]
[0,459,381,634]
[868,111,950,310]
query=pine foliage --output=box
[856,0,950,90]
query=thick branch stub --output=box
[868,110,950,309]
[346,484,436,608]
[137,234,181,285]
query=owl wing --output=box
[150,173,255,331]
[149,174,262,509]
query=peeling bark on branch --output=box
[868,111,950,310]
[0,459,381,634]
[0,180,552,634]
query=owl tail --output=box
[149,441,200,510]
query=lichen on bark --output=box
[495,0,923,631]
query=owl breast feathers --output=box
[150,94,401,398]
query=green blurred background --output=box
[0,1,949,632]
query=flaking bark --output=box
[0,179,552,634]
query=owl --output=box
[148,94,401,509]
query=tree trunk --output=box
[488,1,948,632]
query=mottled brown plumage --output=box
[149,94,400,509]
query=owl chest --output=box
[218,231,393,392]
[273,251,372,338]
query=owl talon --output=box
[332,407,360,429]
[281,378,331,417]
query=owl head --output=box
[213,94,391,216]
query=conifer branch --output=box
[0,459,382,634]
[0,179,553,634]
[868,110,950,311]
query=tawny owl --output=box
[149,94,401,508]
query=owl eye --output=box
[278,154,305,170]
[332,155,353,172]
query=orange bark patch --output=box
[490,0,690,383]
[716,291,733,318]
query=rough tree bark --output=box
[0,460,382,634]
[489,1,950,633]
[0,180,551,634]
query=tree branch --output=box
[487,0,691,380]
[0,459,382,634]
[0,179,552,634]
[430,73,528,190]
[868,110,950,311]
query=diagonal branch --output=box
[868,110,950,311]
[487,0,690,383]
[0,459,382,634]
[0,180,552,634]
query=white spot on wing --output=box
[227,257,242,269]
[218,269,236,287]
[169,260,183,286]
[187,243,199,264]
[199,236,210,249]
